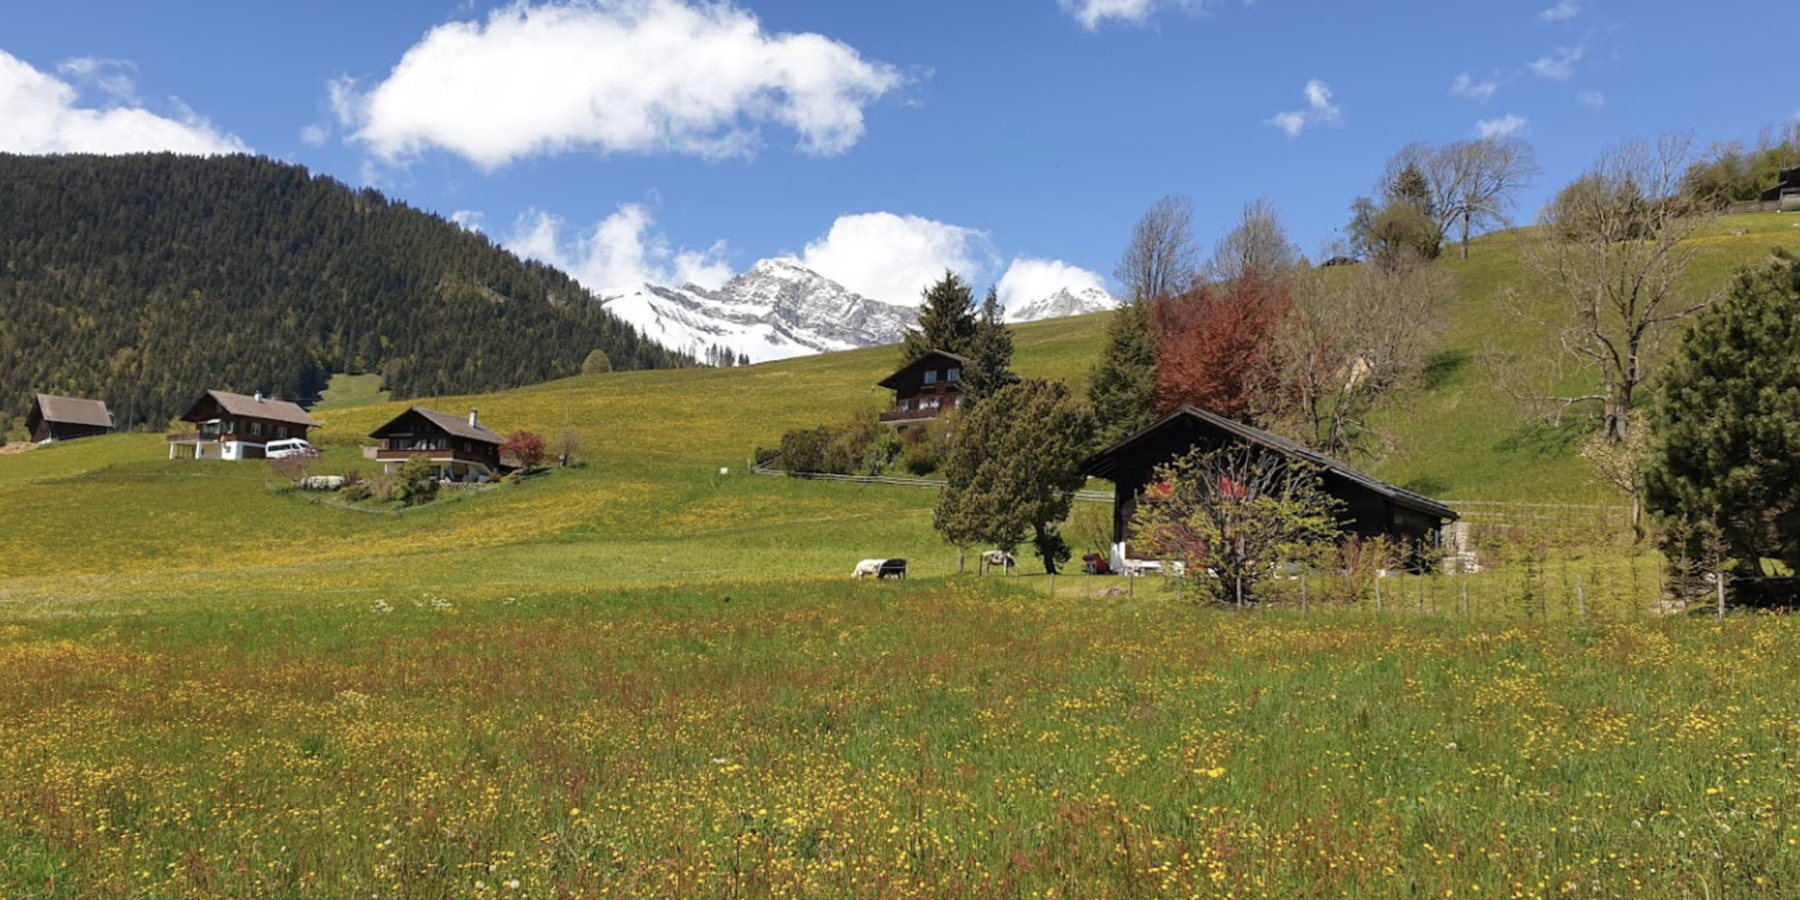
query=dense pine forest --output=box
[0,153,690,433]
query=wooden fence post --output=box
[1577,574,1587,619]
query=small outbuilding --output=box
[26,394,114,444]
[168,390,321,461]
[1079,406,1459,571]
[1759,167,1800,211]
[366,407,505,482]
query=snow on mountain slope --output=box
[598,258,913,363]
[1006,286,1119,323]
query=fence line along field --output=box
[2,581,1797,898]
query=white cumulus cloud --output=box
[996,258,1109,312]
[1538,0,1580,22]
[332,0,903,169]
[1060,0,1209,30]
[505,203,733,293]
[796,212,998,307]
[1577,90,1605,108]
[1264,78,1339,137]
[1475,114,1527,139]
[1451,73,1498,101]
[0,50,248,155]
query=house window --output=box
[251,421,263,437]
[947,367,960,382]
[924,370,937,385]
[277,427,289,440]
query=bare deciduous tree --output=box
[1264,253,1455,459]
[1114,195,1200,303]
[1521,132,1716,443]
[1379,138,1539,259]
[1207,197,1302,283]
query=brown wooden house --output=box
[26,394,114,443]
[168,390,321,460]
[877,349,969,424]
[1761,167,1800,211]
[1079,406,1458,571]
[366,407,505,481]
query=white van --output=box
[265,438,317,459]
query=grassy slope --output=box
[1,217,1796,609]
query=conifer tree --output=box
[934,379,1095,574]
[900,270,978,364]
[1648,250,1800,572]
[1088,300,1160,447]
[962,287,1015,405]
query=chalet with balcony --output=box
[1079,406,1458,572]
[1761,167,1800,211]
[365,407,505,481]
[878,349,969,424]
[167,390,320,460]
[27,394,114,444]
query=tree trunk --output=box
[1034,522,1059,575]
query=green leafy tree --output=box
[934,379,1096,574]
[1088,300,1160,446]
[581,349,613,375]
[900,270,978,364]
[1130,444,1343,606]
[1648,251,1800,572]
[962,287,1015,405]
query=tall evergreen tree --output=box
[962,287,1015,405]
[934,379,1095,574]
[900,270,978,364]
[1088,300,1160,447]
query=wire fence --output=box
[750,465,1113,504]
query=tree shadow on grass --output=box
[1421,349,1473,392]
[1495,417,1589,458]
[1399,475,1451,497]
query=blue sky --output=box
[2,0,1793,310]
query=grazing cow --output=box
[979,550,1018,576]
[852,558,886,579]
[877,558,907,580]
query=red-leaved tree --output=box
[501,430,547,470]
[1153,269,1290,421]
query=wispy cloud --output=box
[299,124,328,146]
[1475,114,1527,139]
[1527,43,1587,80]
[333,0,903,169]
[0,50,247,155]
[1264,79,1340,137]
[1538,0,1580,22]
[1060,0,1207,31]
[1451,73,1498,101]
[1577,90,1605,108]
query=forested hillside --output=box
[0,153,689,432]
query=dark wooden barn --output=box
[366,407,506,481]
[877,349,970,424]
[26,394,114,443]
[1080,406,1458,570]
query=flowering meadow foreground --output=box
[2,580,1796,899]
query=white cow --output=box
[851,558,886,579]
[979,550,1018,576]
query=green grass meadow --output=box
[3,218,1800,897]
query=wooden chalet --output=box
[168,390,320,461]
[877,349,969,424]
[26,394,114,443]
[1079,406,1459,571]
[1761,167,1800,211]
[365,407,505,481]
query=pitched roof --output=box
[33,394,113,429]
[877,349,972,390]
[1080,405,1458,521]
[196,390,322,428]
[371,407,504,445]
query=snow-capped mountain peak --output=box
[1007,286,1119,323]
[598,259,912,364]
